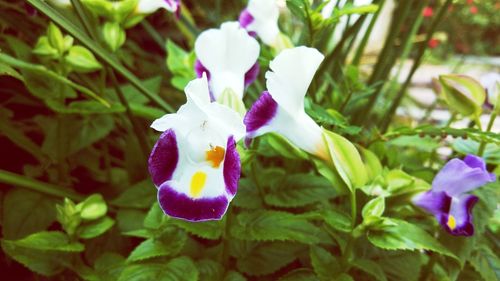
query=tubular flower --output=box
[239,0,280,46]
[244,46,328,160]
[413,155,496,236]
[148,75,245,222]
[136,0,180,14]
[194,22,260,101]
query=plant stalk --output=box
[478,112,497,157]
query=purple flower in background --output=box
[239,0,281,46]
[194,22,260,102]
[413,155,496,236]
[148,75,245,222]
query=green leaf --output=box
[367,218,457,260]
[2,189,56,240]
[236,242,305,276]
[469,245,500,281]
[264,174,336,208]
[118,256,198,281]
[77,194,107,220]
[278,269,318,281]
[165,40,196,90]
[170,218,223,240]
[47,22,65,53]
[322,209,352,233]
[259,133,309,160]
[358,146,383,181]
[65,45,102,73]
[232,178,263,209]
[102,21,126,52]
[127,231,186,262]
[3,231,84,252]
[197,259,224,281]
[352,259,387,281]
[33,36,59,58]
[310,246,340,280]
[440,74,485,116]
[322,129,368,190]
[453,139,500,165]
[94,252,126,280]
[111,180,156,209]
[224,271,247,281]
[231,210,321,244]
[361,197,385,221]
[78,216,115,239]
[378,252,422,281]
[1,240,71,276]
[143,203,166,229]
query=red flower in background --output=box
[466,0,474,4]
[423,6,434,17]
[470,5,478,14]
[428,38,440,49]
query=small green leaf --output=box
[2,231,84,252]
[322,129,368,190]
[165,40,196,90]
[352,259,387,281]
[231,210,321,244]
[65,45,102,73]
[469,245,500,281]
[127,231,186,262]
[143,203,165,229]
[171,218,223,240]
[78,216,115,239]
[47,22,65,53]
[322,209,352,233]
[361,197,385,221]
[310,246,340,280]
[77,194,107,220]
[33,36,58,58]
[111,180,156,209]
[367,218,457,260]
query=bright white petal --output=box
[136,0,178,13]
[194,22,260,99]
[266,46,324,114]
[185,73,211,107]
[204,103,246,141]
[247,0,280,45]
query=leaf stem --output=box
[478,112,497,157]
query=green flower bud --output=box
[439,74,486,117]
[76,194,107,220]
[102,21,126,52]
[33,36,59,59]
[64,46,102,73]
[47,22,65,54]
[217,88,247,118]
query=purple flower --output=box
[413,155,496,236]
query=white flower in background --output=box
[136,0,180,14]
[149,74,245,221]
[244,46,328,159]
[239,0,281,46]
[194,22,260,101]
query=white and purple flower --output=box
[244,46,328,159]
[136,0,180,14]
[194,22,260,102]
[239,0,281,46]
[148,75,245,222]
[413,155,496,236]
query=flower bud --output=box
[439,74,486,116]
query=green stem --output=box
[379,0,453,133]
[141,21,165,51]
[352,0,386,66]
[0,169,84,201]
[478,112,497,157]
[26,0,174,112]
[419,253,437,281]
[341,190,357,270]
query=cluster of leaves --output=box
[0,0,499,281]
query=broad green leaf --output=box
[358,146,383,181]
[117,209,147,233]
[171,218,223,240]
[310,246,340,280]
[143,203,166,229]
[94,252,126,280]
[264,174,336,208]
[367,218,457,260]
[1,240,71,276]
[322,209,352,233]
[352,259,388,281]
[231,210,321,244]
[334,273,354,281]
[224,271,247,281]
[232,178,263,209]
[3,231,84,252]
[197,259,224,281]
[278,269,318,281]
[236,242,305,276]
[165,40,196,90]
[440,74,485,116]
[469,246,500,281]
[2,189,56,239]
[322,129,368,190]
[127,230,186,262]
[111,180,156,209]
[118,256,198,281]
[378,252,422,281]
[78,216,115,239]
[65,45,102,73]
[0,62,23,80]
[259,133,309,160]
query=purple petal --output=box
[443,194,479,236]
[244,62,260,87]
[223,136,240,196]
[244,91,278,134]
[158,182,229,222]
[239,9,254,28]
[194,59,210,80]
[148,129,179,187]
[432,157,495,196]
[464,154,496,181]
[413,190,451,219]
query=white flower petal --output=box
[136,0,178,14]
[266,46,324,114]
[246,0,280,45]
[195,22,260,99]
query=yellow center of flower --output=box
[447,215,457,230]
[205,146,225,168]
[190,171,207,198]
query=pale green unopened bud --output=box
[439,74,485,117]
